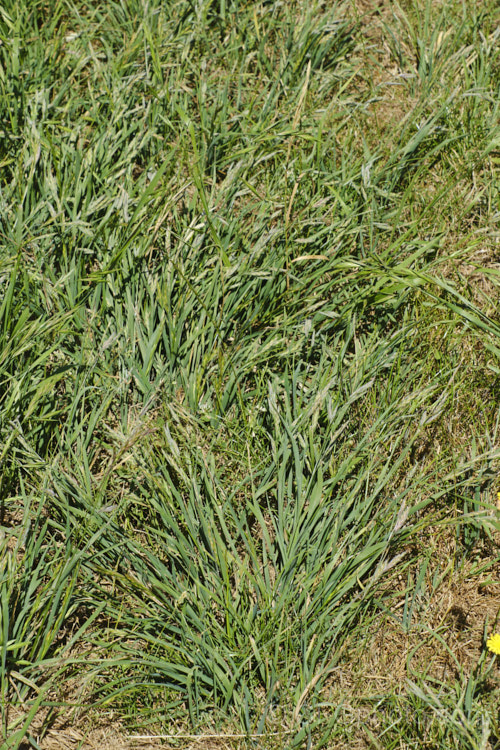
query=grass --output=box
[0,0,499,747]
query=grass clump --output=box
[1,0,500,747]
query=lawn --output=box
[1,0,500,747]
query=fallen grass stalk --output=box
[129,731,295,740]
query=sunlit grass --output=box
[1,0,499,746]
